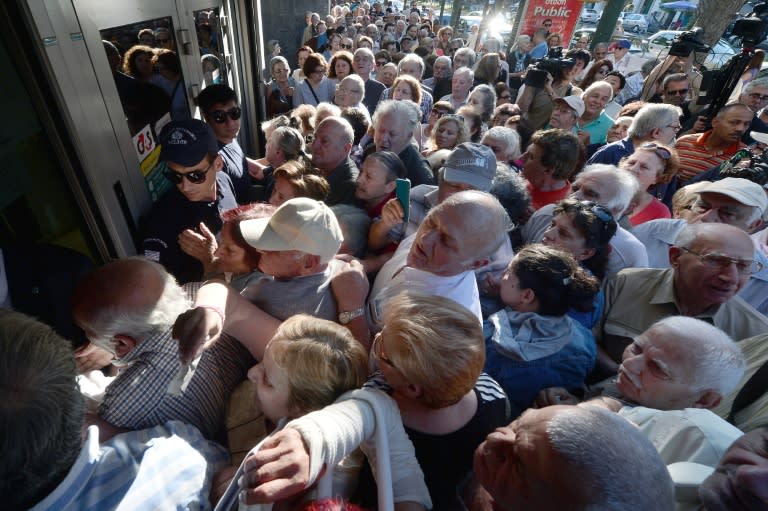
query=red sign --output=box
[518,0,583,47]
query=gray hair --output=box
[575,164,639,217]
[354,47,375,61]
[489,166,530,225]
[482,126,521,159]
[331,204,371,259]
[640,58,660,75]
[628,103,683,139]
[453,48,476,68]
[434,55,452,70]
[582,80,614,102]
[84,258,191,348]
[646,316,745,395]
[0,310,85,509]
[317,116,354,145]
[548,406,675,511]
[470,84,497,123]
[314,103,342,123]
[398,53,425,78]
[270,126,306,160]
[744,76,768,95]
[373,99,420,130]
[454,65,475,83]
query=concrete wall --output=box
[261,0,329,70]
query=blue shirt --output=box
[30,421,228,511]
[529,41,549,60]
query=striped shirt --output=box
[674,131,744,184]
[30,421,228,511]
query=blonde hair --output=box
[269,314,368,415]
[428,115,469,151]
[383,292,484,408]
[272,160,330,202]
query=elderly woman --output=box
[620,142,679,226]
[292,53,335,107]
[265,56,296,118]
[467,83,497,128]
[579,81,615,145]
[481,126,521,166]
[328,50,354,83]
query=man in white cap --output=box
[548,96,585,133]
[633,177,768,315]
[235,197,348,321]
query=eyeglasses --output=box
[336,86,360,95]
[748,93,768,101]
[164,160,213,184]
[311,67,327,75]
[499,94,512,100]
[431,108,450,117]
[376,60,388,66]
[640,142,672,160]
[211,106,242,123]
[157,38,170,44]
[341,44,353,49]
[665,88,689,96]
[666,123,682,133]
[443,113,465,122]
[679,247,763,275]
[372,332,397,369]
[597,67,609,74]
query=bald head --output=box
[72,258,189,351]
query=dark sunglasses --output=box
[211,106,242,123]
[341,44,353,49]
[157,38,170,43]
[666,88,689,96]
[640,142,672,160]
[431,108,450,117]
[164,161,213,184]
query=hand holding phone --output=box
[395,178,411,225]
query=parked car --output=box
[622,13,648,33]
[581,8,599,23]
[636,30,738,70]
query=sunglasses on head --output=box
[164,161,213,184]
[640,142,672,160]
[210,106,242,123]
[572,200,614,224]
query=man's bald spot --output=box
[73,258,167,320]
[688,222,754,255]
[437,190,510,255]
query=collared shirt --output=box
[600,267,768,363]
[580,111,614,145]
[30,421,228,511]
[634,218,768,315]
[98,283,252,439]
[674,130,745,184]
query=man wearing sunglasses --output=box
[198,84,255,203]
[141,119,237,284]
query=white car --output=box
[639,30,738,70]
[622,13,648,33]
[581,9,599,23]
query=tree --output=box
[692,0,748,47]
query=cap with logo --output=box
[554,96,585,117]
[159,119,219,167]
[441,142,497,192]
[239,198,343,261]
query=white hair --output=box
[373,99,420,130]
[648,316,745,395]
[548,406,675,511]
[628,103,683,139]
[582,80,614,101]
[574,164,639,217]
[482,127,521,159]
[398,53,425,78]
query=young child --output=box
[483,244,600,418]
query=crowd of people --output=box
[5,1,768,510]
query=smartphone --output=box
[395,178,411,224]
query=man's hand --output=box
[239,428,312,504]
[577,130,591,147]
[690,115,708,133]
[178,222,218,264]
[534,387,579,408]
[172,306,224,364]
[331,257,372,348]
[74,343,114,374]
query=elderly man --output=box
[440,66,473,110]
[596,222,768,379]
[472,405,675,510]
[373,100,434,186]
[422,55,452,102]
[1,310,228,511]
[578,81,615,145]
[71,258,254,441]
[353,48,386,115]
[633,177,768,315]
[547,96,585,133]
[452,47,476,70]
[377,53,434,122]
[520,128,583,210]
[658,73,695,125]
[197,84,257,202]
[369,190,510,324]
[675,103,753,184]
[739,77,768,142]
[311,117,359,205]
[141,119,237,284]
[523,164,648,278]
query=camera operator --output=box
[517,49,582,131]
[640,35,705,115]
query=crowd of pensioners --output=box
[5,1,768,510]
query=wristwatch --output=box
[338,306,365,325]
